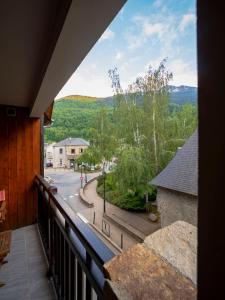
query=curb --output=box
[103,213,145,243]
[89,222,122,254]
[79,174,100,208]
[79,188,94,207]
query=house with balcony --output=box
[53,138,89,168]
[0,1,224,300]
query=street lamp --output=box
[84,165,87,183]
[80,163,84,188]
[102,169,106,214]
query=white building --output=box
[45,143,55,166]
[53,138,89,168]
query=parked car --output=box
[45,162,53,167]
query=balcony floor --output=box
[0,225,56,300]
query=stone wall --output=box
[157,187,197,227]
[103,221,197,299]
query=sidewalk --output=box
[82,180,160,241]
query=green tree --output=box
[76,146,101,166]
[90,107,117,163]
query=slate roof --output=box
[53,138,89,147]
[151,130,198,196]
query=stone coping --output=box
[103,221,197,300]
[104,243,196,300]
[144,221,197,284]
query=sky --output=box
[56,0,197,99]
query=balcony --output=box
[0,225,55,300]
[1,175,198,300]
[0,175,116,300]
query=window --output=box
[71,149,75,154]
[59,148,63,154]
[59,159,62,166]
[80,148,83,153]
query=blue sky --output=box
[57,0,196,98]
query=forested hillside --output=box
[44,85,197,143]
[45,97,113,142]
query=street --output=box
[45,169,99,212]
[44,168,138,253]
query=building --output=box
[53,137,89,168]
[44,143,55,167]
[151,130,198,227]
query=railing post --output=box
[86,252,92,299]
[35,175,115,299]
[47,185,58,278]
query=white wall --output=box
[53,146,67,168]
[46,143,55,165]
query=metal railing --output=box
[35,175,115,300]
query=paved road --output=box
[45,169,99,212]
[45,169,123,253]
[44,169,139,252]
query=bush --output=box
[96,173,157,211]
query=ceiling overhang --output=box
[0,0,126,117]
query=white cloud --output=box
[115,51,124,60]
[134,16,164,38]
[143,22,164,37]
[144,58,197,86]
[179,14,196,32]
[168,59,197,86]
[127,15,176,50]
[153,0,164,9]
[55,67,113,99]
[55,6,197,99]
[99,29,115,41]
[126,34,143,49]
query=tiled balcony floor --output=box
[0,225,56,300]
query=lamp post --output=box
[145,192,149,212]
[102,169,106,214]
[80,163,83,188]
[85,165,87,183]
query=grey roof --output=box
[53,138,89,147]
[151,130,198,196]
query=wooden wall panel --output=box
[0,108,9,230]
[0,106,41,231]
[17,112,26,228]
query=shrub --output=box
[96,172,156,211]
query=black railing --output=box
[35,175,115,300]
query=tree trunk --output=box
[152,94,158,171]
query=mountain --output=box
[56,85,197,106]
[168,85,197,105]
[45,86,197,143]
